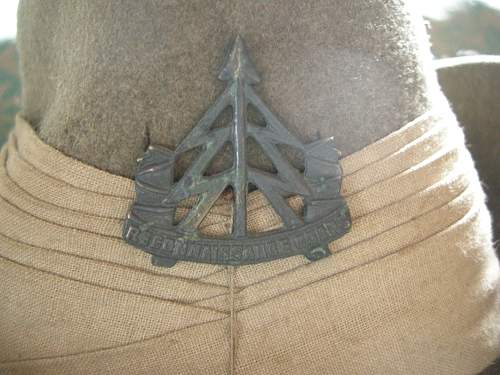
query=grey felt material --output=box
[16,0,443,177]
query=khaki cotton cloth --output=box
[0,113,499,375]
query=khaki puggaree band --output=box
[0,113,498,374]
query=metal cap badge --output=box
[123,35,351,267]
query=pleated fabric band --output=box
[0,112,498,375]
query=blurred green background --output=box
[430,1,500,56]
[0,40,19,144]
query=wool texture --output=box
[0,112,498,375]
[17,0,435,177]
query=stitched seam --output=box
[3,161,233,238]
[240,145,460,221]
[195,175,474,304]
[197,165,471,284]
[341,124,450,196]
[342,116,445,178]
[0,230,231,295]
[0,194,229,287]
[11,132,236,210]
[5,152,233,222]
[0,199,479,366]
[3,163,125,223]
[229,266,236,375]
[2,121,456,243]
[0,146,465,287]
[236,202,482,313]
[6,112,438,213]
[0,252,229,315]
[0,315,227,365]
[7,140,232,219]
[9,135,134,199]
[340,112,438,175]
[240,180,473,291]
[0,190,231,248]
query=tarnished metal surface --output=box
[123,35,351,267]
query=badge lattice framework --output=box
[123,35,351,267]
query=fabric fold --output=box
[0,112,498,375]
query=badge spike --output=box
[218,35,261,84]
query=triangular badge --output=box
[123,35,351,267]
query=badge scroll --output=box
[123,36,351,267]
